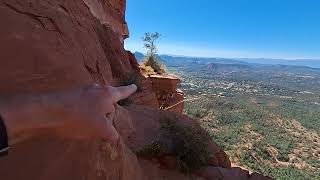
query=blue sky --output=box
[124,0,320,59]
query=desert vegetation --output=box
[135,114,212,173]
[140,32,166,74]
[139,54,320,179]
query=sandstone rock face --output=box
[0,0,140,178]
[0,0,133,94]
[116,105,231,179]
[148,74,185,113]
[164,89,184,113]
[130,73,184,112]
[127,51,140,72]
[130,75,159,108]
[83,0,129,42]
[0,137,143,180]
[0,0,271,179]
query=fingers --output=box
[111,84,137,103]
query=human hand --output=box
[0,84,137,145]
[53,84,137,143]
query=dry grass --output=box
[142,55,166,74]
[139,64,157,75]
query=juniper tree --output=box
[142,32,161,55]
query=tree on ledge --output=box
[142,32,166,74]
[142,32,161,55]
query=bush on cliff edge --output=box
[143,54,166,74]
[141,32,166,74]
[135,114,212,173]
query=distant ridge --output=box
[134,52,320,69]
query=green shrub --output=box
[308,159,320,168]
[135,114,212,173]
[185,108,210,119]
[265,135,295,162]
[262,166,318,180]
[135,142,169,157]
[143,54,166,74]
[216,111,248,126]
[240,154,318,180]
[211,126,244,150]
[252,141,274,161]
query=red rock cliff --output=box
[0,0,271,179]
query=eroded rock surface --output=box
[147,74,185,113]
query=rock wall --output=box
[148,74,184,113]
[0,0,135,95]
[0,0,271,179]
[83,0,129,42]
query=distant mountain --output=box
[134,52,320,69]
[134,52,249,67]
[159,55,249,66]
[236,58,320,69]
[133,52,145,62]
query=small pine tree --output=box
[142,32,161,55]
[142,32,166,74]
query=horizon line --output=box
[133,51,320,61]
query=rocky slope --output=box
[0,0,271,179]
